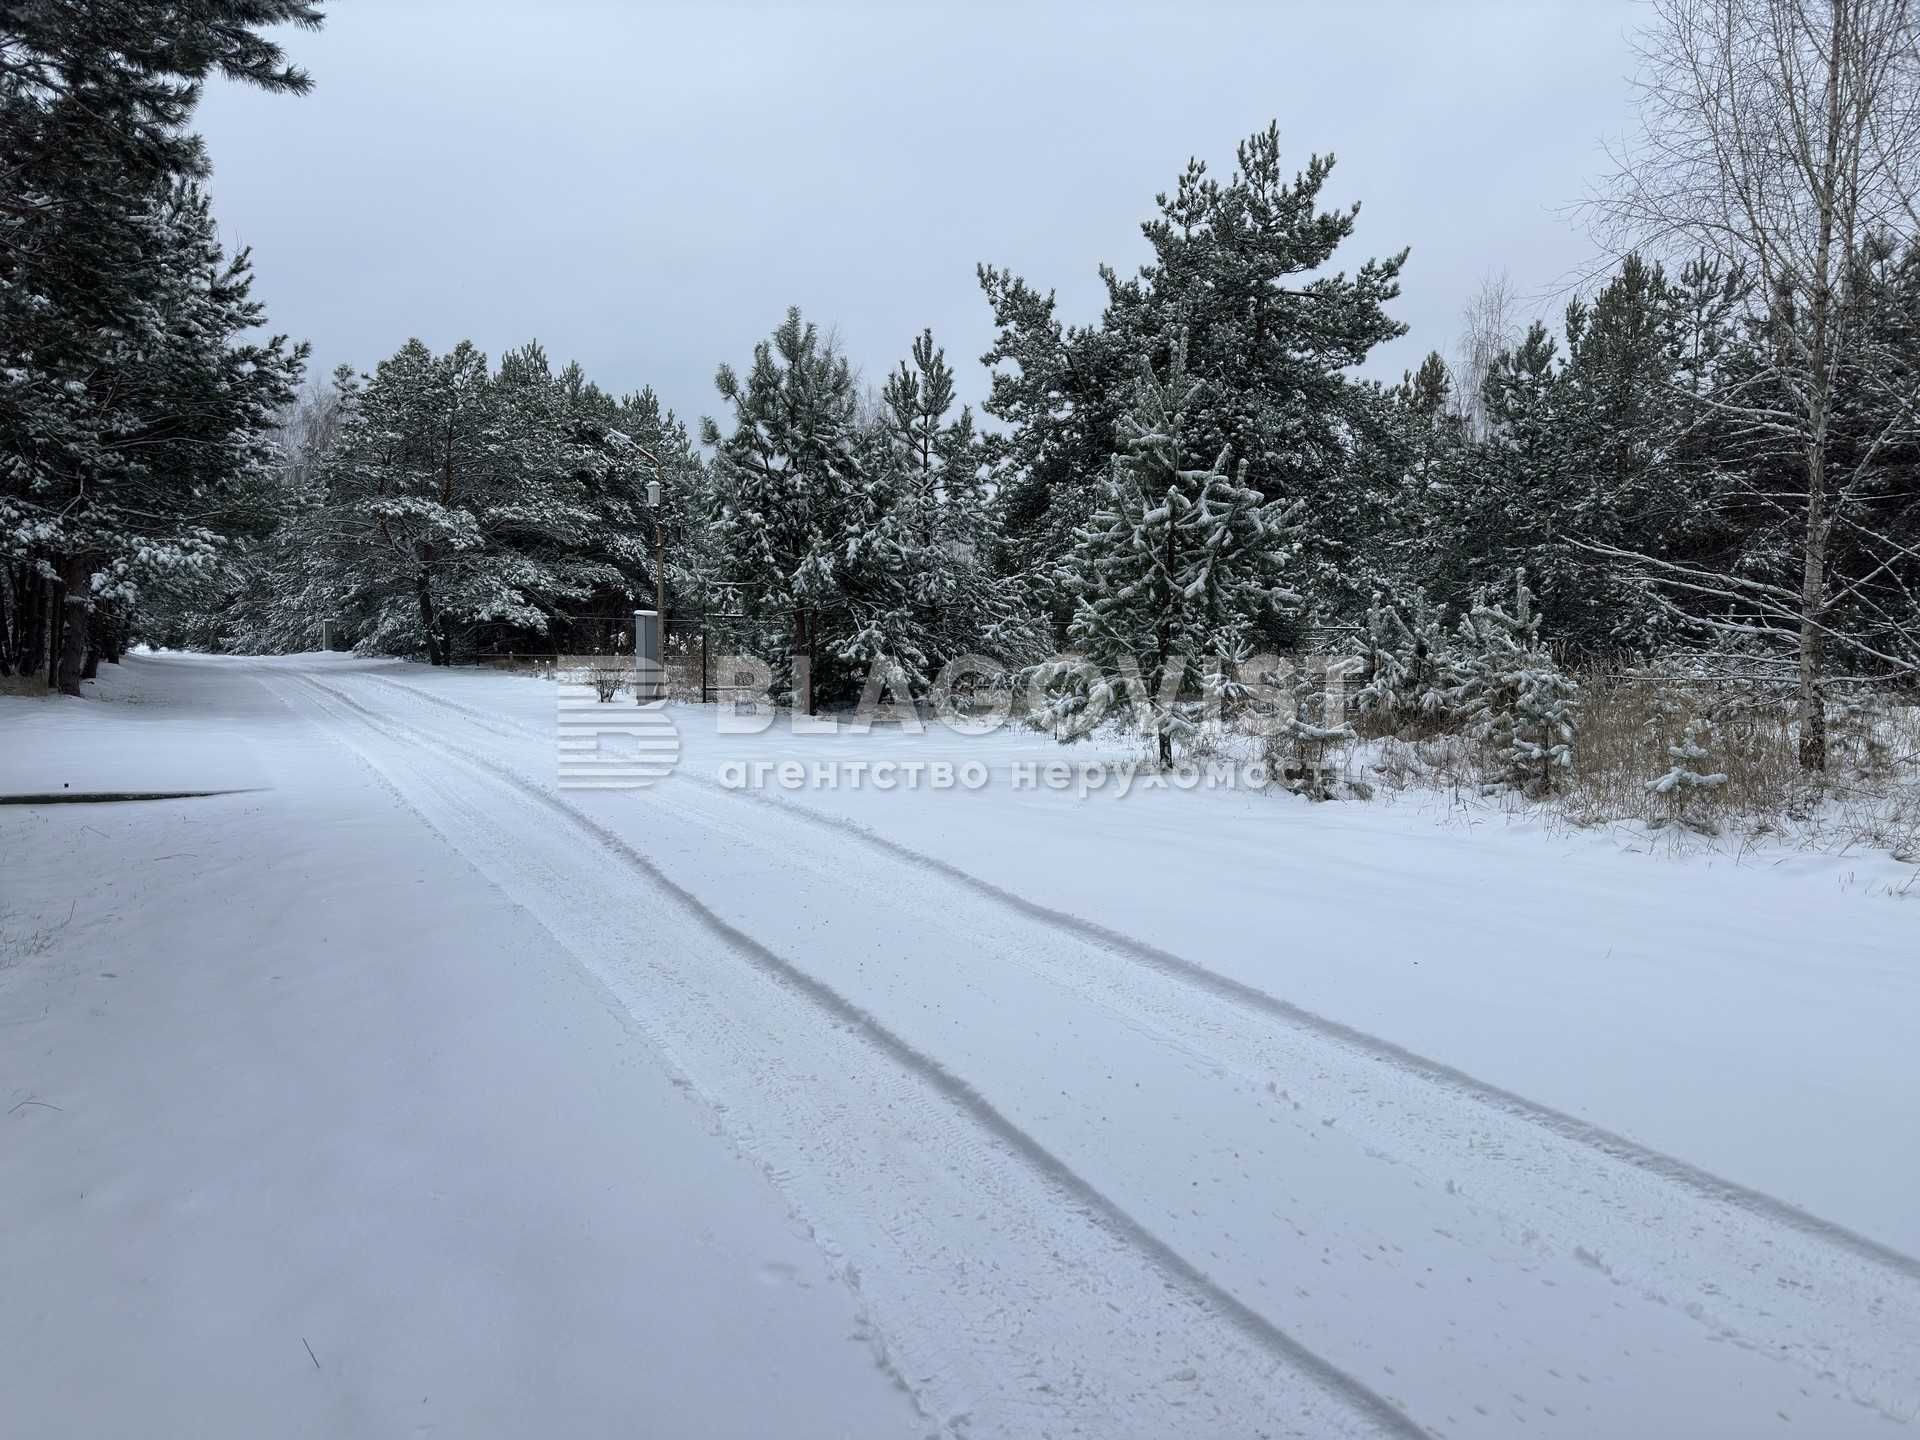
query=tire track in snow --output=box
[644,773,1920,1425]
[274,668,1431,1440]
[317,663,1920,1431]
[347,666,1920,1287]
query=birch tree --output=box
[1592,0,1920,769]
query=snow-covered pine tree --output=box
[310,340,489,664]
[1263,658,1356,801]
[1050,337,1304,766]
[591,382,710,654]
[881,329,965,555]
[875,329,1050,685]
[471,341,620,649]
[1,183,304,690]
[1356,584,1455,735]
[1,2,320,691]
[1450,568,1580,794]
[975,268,1132,630]
[1425,322,1570,609]
[1088,124,1406,602]
[701,309,865,712]
[203,354,695,662]
[279,339,613,665]
[979,123,1408,626]
[1646,718,1729,831]
[209,373,356,657]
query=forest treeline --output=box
[5,1,1917,783]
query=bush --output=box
[590,658,627,703]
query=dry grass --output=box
[1557,665,1811,833]
[1355,661,1920,861]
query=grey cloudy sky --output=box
[196,1,1642,427]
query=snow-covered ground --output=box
[3,652,1916,1438]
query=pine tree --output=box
[701,308,865,712]
[1647,719,1729,831]
[980,123,1407,625]
[1,1,322,692]
[1048,338,1304,766]
[595,383,709,655]
[268,339,627,665]
[1092,123,1407,601]
[874,329,1049,683]
[1264,658,1355,801]
[1356,584,1455,734]
[1434,322,1570,605]
[1550,255,1690,653]
[975,266,1133,632]
[1,184,305,689]
[1450,569,1580,794]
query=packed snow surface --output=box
[2,652,1916,1438]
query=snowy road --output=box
[6,653,1919,1438]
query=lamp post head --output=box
[647,480,662,508]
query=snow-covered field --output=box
[3,652,1916,1438]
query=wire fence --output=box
[455,612,790,705]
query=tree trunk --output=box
[0,567,14,677]
[91,602,121,666]
[1156,502,1177,768]
[416,563,443,666]
[46,573,65,689]
[1798,483,1830,772]
[5,569,26,677]
[56,553,91,697]
[1793,0,1846,774]
[790,608,817,715]
[17,571,46,680]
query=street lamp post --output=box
[647,478,664,629]
[646,477,665,702]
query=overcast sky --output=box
[195,1,1643,429]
